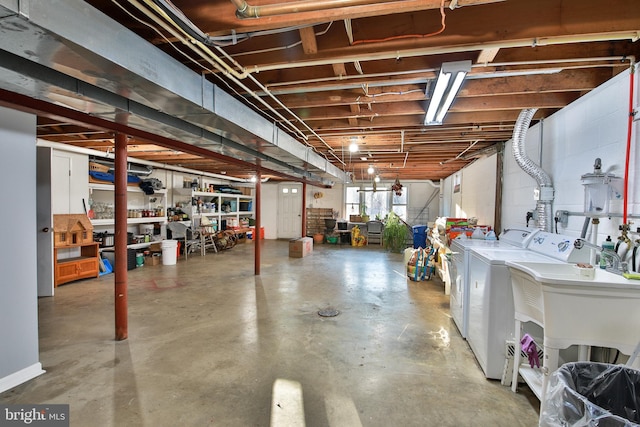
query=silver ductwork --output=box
[0,0,348,186]
[512,108,554,232]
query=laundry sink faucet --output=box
[574,238,628,275]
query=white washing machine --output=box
[466,232,589,380]
[449,228,538,339]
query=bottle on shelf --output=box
[600,235,615,269]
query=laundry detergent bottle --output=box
[599,236,615,269]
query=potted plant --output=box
[360,203,370,223]
[383,212,411,253]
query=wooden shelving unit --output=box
[54,243,100,287]
[306,208,333,236]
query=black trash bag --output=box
[541,362,640,427]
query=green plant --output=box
[383,212,411,253]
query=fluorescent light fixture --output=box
[424,60,471,126]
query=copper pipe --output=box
[114,133,129,341]
[230,0,394,18]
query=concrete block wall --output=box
[502,67,639,245]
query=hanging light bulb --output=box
[374,175,380,183]
[349,141,359,152]
[250,176,257,183]
[367,165,375,174]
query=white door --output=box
[277,183,302,239]
[52,153,72,214]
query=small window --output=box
[291,188,298,194]
[282,188,289,194]
[61,232,66,242]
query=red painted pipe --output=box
[623,63,636,224]
[114,133,128,340]
[254,169,261,275]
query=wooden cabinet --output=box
[54,243,100,287]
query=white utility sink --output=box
[506,260,640,402]
[506,261,640,289]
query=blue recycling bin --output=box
[412,225,428,249]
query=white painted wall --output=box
[306,183,344,219]
[260,180,440,236]
[442,154,497,227]
[442,68,639,251]
[0,107,44,393]
[405,180,440,225]
[502,68,639,244]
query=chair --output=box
[366,220,383,246]
[199,216,218,255]
[166,222,200,259]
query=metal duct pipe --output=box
[512,108,554,232]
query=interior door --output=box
[52,153,72,214]
[277,183,302,239]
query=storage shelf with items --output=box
[88,183,167,227]
[174,176,254,232]
[306,208,333,236]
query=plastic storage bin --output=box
[541,362,640,427]
[412,225,428,249]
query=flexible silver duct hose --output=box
[512,108,554,232]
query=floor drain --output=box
[318,307,340,317]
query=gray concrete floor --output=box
[1,240,539,426]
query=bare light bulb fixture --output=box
[367,165,375,174]
[374,175,380,183]
[349,141,359,152]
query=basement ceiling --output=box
[3,0,640,184]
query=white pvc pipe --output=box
[245,32,640,74]
[590,220,599,266]
[131,0,342,164]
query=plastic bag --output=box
[407,246,436,281]
[541,362,640,427]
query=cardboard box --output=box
[147,254,162,266]
[149,242,162,252]
[289,237,313,258]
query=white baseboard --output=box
[0,363,46,394]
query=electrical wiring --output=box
[111,0,210,72]
[230,22,335,58]
[350,0,446,46]
[113,0,299,136]
[144,0,343,164]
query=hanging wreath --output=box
[392,177,403,196]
